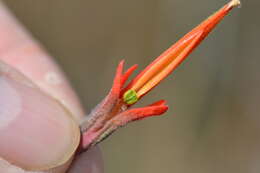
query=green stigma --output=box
[123,89,138,105]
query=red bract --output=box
[79,0,240,151]
[80,61,168,149]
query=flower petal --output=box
[126,0,240,98]
[111,60,124,95]
[112,101,168,125]
[121,64,138,88]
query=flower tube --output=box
[80,0,240,150]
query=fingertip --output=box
[0,61,80,171]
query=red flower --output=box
[79,0,240,151]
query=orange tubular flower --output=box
[123,0,241,102]
[79,0,240,151]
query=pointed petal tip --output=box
[119,59,125,66]
[229,0,241,8]
[121,64,138,87]
[148,100,168,107]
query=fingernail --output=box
[0,62,80,171]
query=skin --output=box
[0,1,103,173]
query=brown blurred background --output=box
[3,0,260,172]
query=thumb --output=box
[0,61,80,171]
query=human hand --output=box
[0,2,103,173]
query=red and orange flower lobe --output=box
[123,0,241,103]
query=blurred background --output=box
[3,0,259,172]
